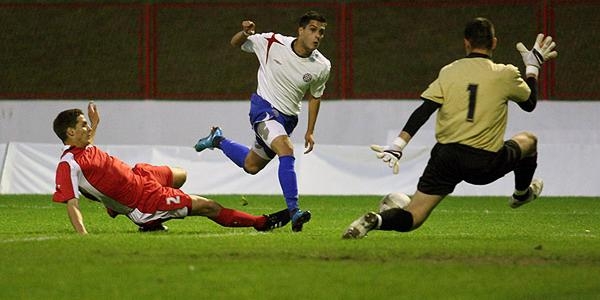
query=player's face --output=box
[71,114,92,147]
[298,20,326,53]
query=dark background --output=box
[0,0,597,100]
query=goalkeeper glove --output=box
[370,137,407,174]
[516,33,558,77]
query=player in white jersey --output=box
[194,11,331,232]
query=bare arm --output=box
[304,95,321,154]
[230,20,255,48]
[87,101,99,145]
[66,198,88,234]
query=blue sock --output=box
[278,155,299,211]
[219,138,249,168]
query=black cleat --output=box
[138,223,168,232]
[255,208,291,231]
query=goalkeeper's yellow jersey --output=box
[420,54,531,152]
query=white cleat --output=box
[342,212,379,239]
[509,178,543,208]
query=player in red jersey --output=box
[52,102,289,234]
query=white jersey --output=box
[241,32,331,116]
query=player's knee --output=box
[271,136,294,156]
[523,132,538,155]
[243,165,261,175]
[171,167,187,188]
[513,131,538,155]
[243,156,268,175]
[522,131,538,145]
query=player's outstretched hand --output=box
[370,144,402,174]
[87,100,99,128]
[516,33,558,77]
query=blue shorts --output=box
[249,93,298,159]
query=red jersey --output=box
[52,145,189,214]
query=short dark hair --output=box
[298,11,326,28]
[464,17,495,49]
[53,108,83,142]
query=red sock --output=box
[212,208,266,229]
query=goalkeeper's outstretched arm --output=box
[518,77,538,112]
[401,98,440,140]
[514,33,558,113]
[370,99,440,174]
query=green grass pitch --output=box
[1,194,599,299]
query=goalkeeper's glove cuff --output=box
[391,137,408,152]
[525,65,539,77]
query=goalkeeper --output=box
[344,17,557,239]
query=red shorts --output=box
[130,163,193,218]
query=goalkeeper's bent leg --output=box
[514,153,538,192]
[378,208,414,232]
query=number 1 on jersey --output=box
[466,84,478,122]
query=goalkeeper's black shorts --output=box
[417,140,522,195]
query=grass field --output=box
[1,194,599,299]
